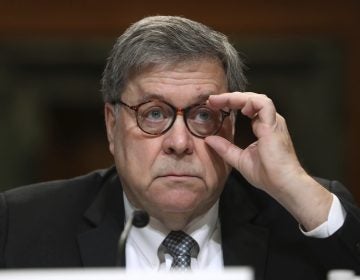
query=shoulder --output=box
[0,166,119,223]
[3,167,117,205]
[0,166,121,267]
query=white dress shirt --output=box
[124,195,223,271]
[123,193,346,270]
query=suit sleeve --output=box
[332,180,360,264]
[0,193,8,267]
[313,179,360,272]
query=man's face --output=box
[105,59,234,228]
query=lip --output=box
[156,174,200,179]
[159,174,197,177]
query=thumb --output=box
[204,136,243,169]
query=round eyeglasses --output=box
[111,99,231,138]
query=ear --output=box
[104,103,117,156]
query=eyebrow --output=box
[138,92,215,104]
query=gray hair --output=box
[101,15,247,103]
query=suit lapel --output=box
[220,171,269,280]
[77,172,125,267]
[76,168,270,276]
[77,213,122,266]
[222,223,269,280]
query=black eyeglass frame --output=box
[111,99,231,138]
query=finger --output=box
[205,135,243,170]
[209,92,277,127]
[241,95,276,126]
[207,92,253,109]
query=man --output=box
[0,16,359,280]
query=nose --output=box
[162,114,194,155]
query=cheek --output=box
[114,137,158,179]
[112,125,161,196]
[114,143,159,209]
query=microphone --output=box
[117,210,150,266]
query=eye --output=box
[192,107,215,123]
[148,108,163,120]
[143,107,167,121]
[139,101,175,123]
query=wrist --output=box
[270,172,333,231]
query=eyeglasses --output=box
[111,99,231,138]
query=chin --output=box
[154,192,202,214]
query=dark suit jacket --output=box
[0,166,359,280]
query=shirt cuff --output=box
[300,194,347,238]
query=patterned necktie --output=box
[161,230,199,271]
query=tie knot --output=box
[161,231,199,270]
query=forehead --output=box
[123,59,227,103]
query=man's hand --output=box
[205,92,333,231]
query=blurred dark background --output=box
[0,1,359,202]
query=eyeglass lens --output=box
[136,100,226,137]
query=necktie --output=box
[161,230,199,271]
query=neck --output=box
[156,212,196,231]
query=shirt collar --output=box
[123,192,219,267]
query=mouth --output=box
[156,174,201,180]
[158,174,199,178]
